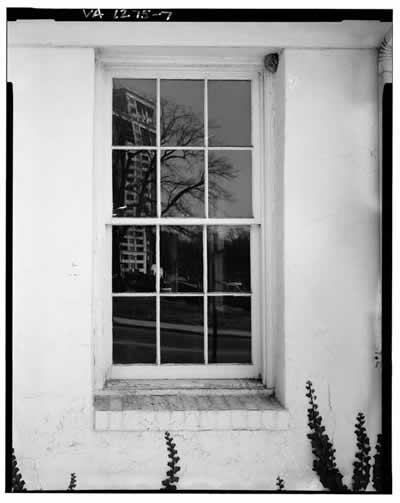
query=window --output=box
[106,68,264,380]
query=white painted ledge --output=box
[94,379,289,431]
[95,408,289,432]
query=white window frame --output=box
[93,55,271,383]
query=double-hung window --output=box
[108,67,263,380]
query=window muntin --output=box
[110,75,261,378]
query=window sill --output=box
[94,379,289,431]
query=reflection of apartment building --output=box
[113,88,156,274]
[123,151,155,217]
[113,87,156,145]
[119,227,149,274]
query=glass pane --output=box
[160,226,203,293]
[161,80,204,146]
[160,297,204,364]
[112,226,156,292]
[113,150,157,217]
[208,80,251,147]
[113,79,156,146]
[161,151,204,217]
[208,296,251,363]
[113,297,156,364]
[207,226,250,292]
[208,151,252,218]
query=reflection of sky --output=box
[209,151,252,218]
[161,80,204,118]
[208,81,251,146]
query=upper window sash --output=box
[107,69,263,225]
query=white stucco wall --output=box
[281,49,381,482]
[9,43,380,490]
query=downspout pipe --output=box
[377,27,392,494]
[375,27,392,367]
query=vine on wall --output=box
[306,380,382,493]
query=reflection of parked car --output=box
[162,275,201,293]
[175,280,201,292]
[224,281,243,292]
[213,280,244,292]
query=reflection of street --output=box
[113,314,251,364]
[114,325,250,363]
[114,316,250,337]
[113,324,156,364]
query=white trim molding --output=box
[97,48,265,73]
[93,58,270,385]
[8,20,392,49]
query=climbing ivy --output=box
[161,431,181,491]
[276,475,285,491]
[305,381,349,492]
[372,434,383,492]
[306,381,383,493]
[352,412,371,491]
[67,472,77,491]
[11,448,27,492]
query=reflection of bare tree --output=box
[208,153,239,214]
[161,100,204,147]
[113,94,237,217]
[160,100,237,216]
[160,150,204,217]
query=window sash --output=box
[108,69,263,379]
[109,224,261,376]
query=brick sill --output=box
[94,379,289,432]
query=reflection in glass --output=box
[113,79,156,146]
[208,296,251,363]
[160,297,204,363]
[208,80,251,147]
[160,226,203,292]
[113,150,157,217]
[161,151,204,217]
[113,297,156,364]
[208,151,252,218]
[161,80,204,146]
[112,226,156,292]
[208,226,250,292]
